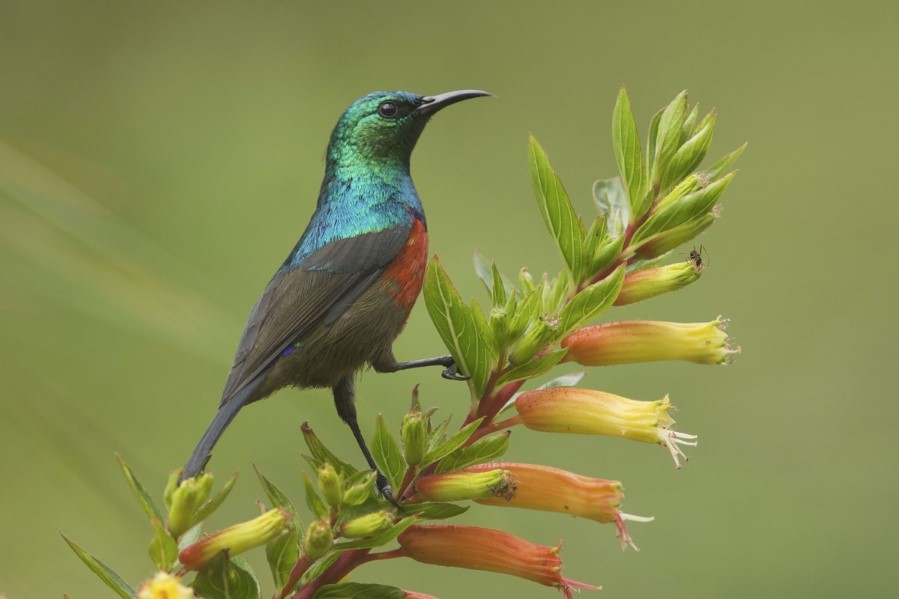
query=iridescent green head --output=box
[326,90,491,170]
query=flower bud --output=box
[137,572,193,599]
[466,462,651,550]
[562,317,739,366]
[397,524,597,596]
[614,261,700,306]
[410,469,514,503]
[508,319,558,365]
[317,463,342,508]
[342,472,376,506]
[514,387,697,468]
[402,591,439,599]
[303,518,333,560]
[167,472,213,538]
[402,411,427,467]
[339,511,393,539]
[178,508,292,570]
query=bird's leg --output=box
[377,354,469,381]
[333,376,400,507]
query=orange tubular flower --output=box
[465,462,650,550]
[562,317,739,366]
[178,508,292,570]
[514,387,697,468]
[397,524,598,598]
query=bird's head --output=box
[326,90,491,171]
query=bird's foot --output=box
[441,359,469,381]
[376,471,402,509]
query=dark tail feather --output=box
[180,377,264,482]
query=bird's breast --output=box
[381,218,429,312]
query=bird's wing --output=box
[220,223,412,405]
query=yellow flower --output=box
[136,572,194,599]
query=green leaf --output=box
[302,423,358,478]
[115,453,162,523]
[528,134,586,281]
[681,104,699,141]
[646,107,664,177]
[148,517,178,571]
[705,142,747,181]
[473,250,493,293]
[631,172,737,249]
[61,534,134,599]
[613,87,650,218]
[372,413,405,489]
[491,263,509,306]
[495,348,568,387]
[426,417,450,452]
[538,371,586,389]
[421,418,484,466]
[435,431,511,474]
[400,502,471,519]
[632,212,717,259]
[304,473,329,519]
[423,258,493,397]
[507,284,544,339]
[253,466,298,519]
[314,582,408,599]
[592,177,630,238]
[193,470,239,524]
[301,552,340,585]
[652,90,689,187]
[266,528,300,589]
[558,266,625,333]
[589,235,625,276]
[192,552,260,599]
[331,516,417,551]
[661,112,716,191]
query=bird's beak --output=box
[415,89,492,117]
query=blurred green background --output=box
[2,1,896,597]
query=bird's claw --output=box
[441,361,470,381]
[376,472,402,509]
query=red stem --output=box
[277,555,313,599]
[292,549,371,599]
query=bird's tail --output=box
[180,377,264,482]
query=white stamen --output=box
[659,429,699,469]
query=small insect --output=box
[687,245,709,271]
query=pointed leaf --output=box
[148,517,178,571]
[661,113,716,191]
[705,142,747,180]
[558,266,625,333]
[115,453,162,523]
[61,534,134,599]
[528,134,586,280]
[193,470,239,524]
[301,552,341,585]
[401,502,471,519]
[315,582,408,599]
[266,529,300,589]
[192,552,260,599]
[652,90,689,187]
[592,177,630,238]
[253,466,298,520]
[613,87,650,218]
[423,258,493,396]
[434,431,512,474]
[372,413,405,489]
[302,423,357,477]
[495,348,568,387]
[421,418,484,466]
[304,473,329,519]
[331,516,417,551]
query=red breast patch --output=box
[382,218,429,311]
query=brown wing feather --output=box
[219,225,411,405]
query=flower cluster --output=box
[65,88,742,598]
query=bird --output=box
[180,89,491,499]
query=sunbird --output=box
[181,90,490,498]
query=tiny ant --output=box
[687,245,708,271]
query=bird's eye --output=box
[378,101,399,118]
